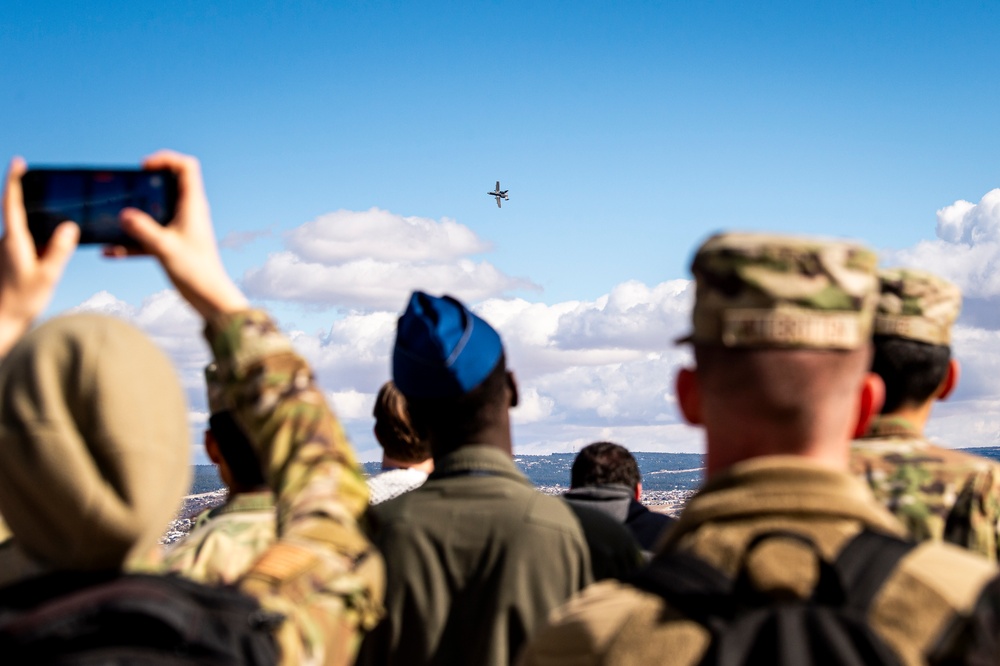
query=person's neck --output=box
[704,422,851,479]
[879,402,933,435]
[431,423,513,461]
[381,455,434,473]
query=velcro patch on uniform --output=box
[246,542,318,584]
[721,309,864,349]
[874,314,949,346]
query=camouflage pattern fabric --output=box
[875,268,961,346]
[163,491,276,585]
[682,232,878,349]
[204,310,385,666]
[204,362,230,415]
[851,416,1000,562]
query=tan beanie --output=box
[0,314,190,571]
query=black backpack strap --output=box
[629,549,734,623]
[831,529,915,613]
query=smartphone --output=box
[21,168,178,248]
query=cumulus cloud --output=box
[887,189,1000,300]
[70,289,210,408]
[242,208,537,310]
[67,184,1000,464]
[219,228,272,250]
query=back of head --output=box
[0,314,190,571]
[680,232,879,453]
[571,442,641,491]
[392,291,508,456]
[871,268,960,413]
[205,363,265,489]
[372,380,430,464]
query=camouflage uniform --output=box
[851,417,1000,561]
[850,268,1000,561]
[520,233,1000,666]
[163,491,276,585]
[205,310,384,666]
[163,363,278,585]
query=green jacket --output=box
[851,415,1000,561]
[360,445,592,666]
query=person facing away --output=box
[850,268,1000,560]
[162,363,276,585]
[564,441,676,556]
[358,291,591,666]
[367,380,434,506]
[520,232,1000,666]
[0,152,384,665]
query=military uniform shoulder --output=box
[852,438,999,471]
[894,540,998,611]
[519,581,659,665]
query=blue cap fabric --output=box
[393,292,504,399]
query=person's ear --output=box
[204,429,222,465]
[853,372,885,439]
[506,371,519,408]
[676,367,702,426]
[634,481,643,502]
[936,358,960,401]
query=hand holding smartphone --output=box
[21,168,178,248]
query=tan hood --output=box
[0,314,190,571]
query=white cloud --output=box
[887,189,1000,299]
[242,208,537,310]
[326,389,376,422]
[219,228,272,250]
[67,184,1000,464]
[286,208,490,262]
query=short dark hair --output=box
[405,355,508,457]
[373,381,430,464]
[571,442,641,491]
[871,336,951,414]
[208,411,266,489]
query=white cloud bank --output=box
[66,193,1000,460]
[242,208,538,310]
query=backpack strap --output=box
[829,529,915,614]
[629,549,733,624]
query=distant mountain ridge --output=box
[193,447,1000,496]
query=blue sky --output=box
[3,2,1000,461]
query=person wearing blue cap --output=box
[358,291,593,666]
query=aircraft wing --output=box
[496,196,502,208]
[496,181,500,191]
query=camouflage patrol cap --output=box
[874,268,961,346]
[205,363,230,415]
[680,232,879,349]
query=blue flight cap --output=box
[393,292,504,399]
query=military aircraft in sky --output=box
[487,181,509,208]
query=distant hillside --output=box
[362,452,706,491]
[203,447,1000,497]
[190,465,223,495]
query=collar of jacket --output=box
[564,485,633,523]
[661,455,904,551]
[862,415,922,439]
[209,490,275,519]
[429,445,531,485]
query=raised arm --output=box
[117,151,384,665]
[0,158,79,357]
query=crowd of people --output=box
[0,150,999,665]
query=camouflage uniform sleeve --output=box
[946,466,1000,564]
[205,310,385,666]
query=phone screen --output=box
[21,168,178,247]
